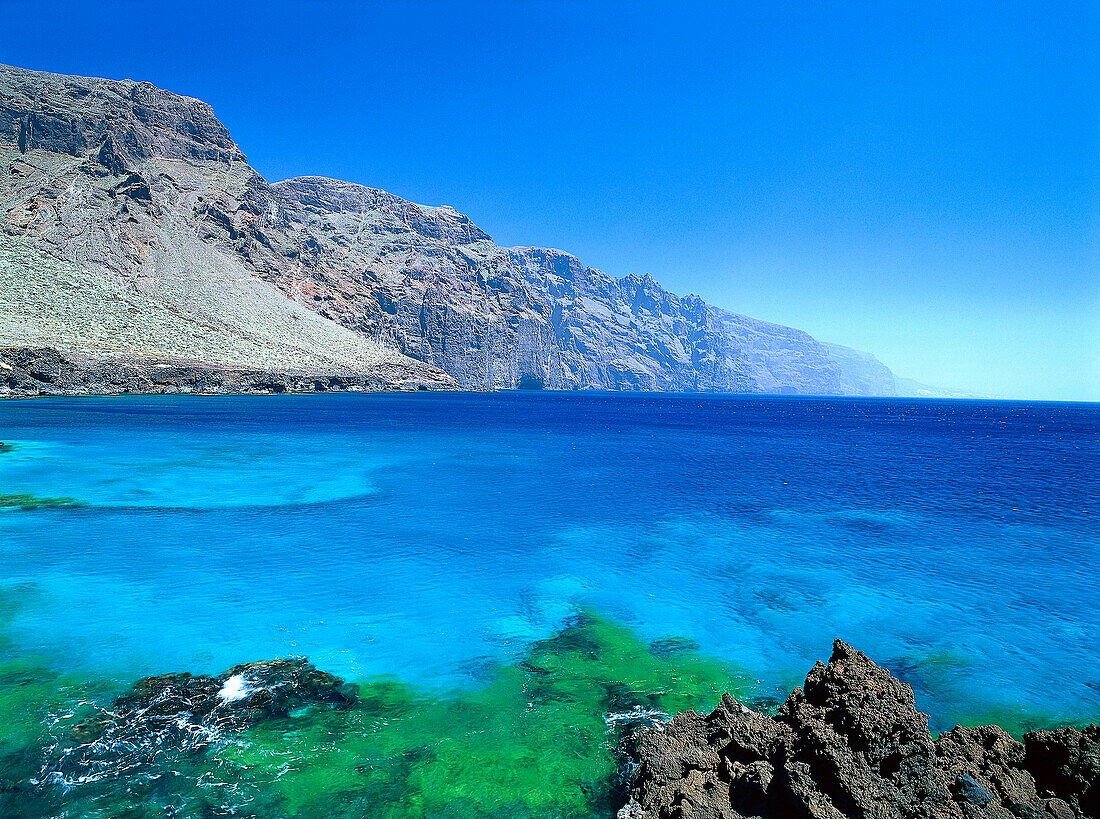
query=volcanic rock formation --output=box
[619,640,1099,819]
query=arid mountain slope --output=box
[0,64,452,391]
[0,63,897,395]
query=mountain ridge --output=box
[0,62,900,396]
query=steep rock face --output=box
[620,641,1099,819]
[823,343,898,396]
[0,64,243,166]
[0,63,897,394]
[216,174,897,393]
[0,64,452,388]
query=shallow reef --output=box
[0,611,747,819]
[0,593,1095,819]
[0,493,85,510]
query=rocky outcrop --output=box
[619,641,1099,819]
[1,63,898,395]
[70,658,358,743]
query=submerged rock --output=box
[69,658,357,745]
[50,659,357,787]
[619,640,1099,819]
[0,493,84,510]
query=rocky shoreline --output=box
[21,639,1097,819]
[619,640,1098,819]
[0,346,454,397]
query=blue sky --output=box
[3,0,1097,399]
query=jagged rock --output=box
[619,641,1099,819]
[935,724,1051,817]
[0,62,896,396]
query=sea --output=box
[0,393,1096,818]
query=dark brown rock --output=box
[619,641,1098,819]
[1025,726,1100,819]
[0,345,452,397]
[937,725,1040,811]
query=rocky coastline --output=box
[619,640,1098,819]
[0,345,454,397]
[17,637,1097,819]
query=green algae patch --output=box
[218,612,750,819]
[0,611,748,819]
[0,658,65,753]
[3,606,1097,819]
[0,493,85,510]
[0,658,71,819]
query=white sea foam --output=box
[217,674,253,703]
[604,705,670,732]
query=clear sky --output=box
[3,0,1097,399]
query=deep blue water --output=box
[0,393,1097,728]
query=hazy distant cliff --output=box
[0,63,897,395]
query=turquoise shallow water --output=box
[0,392,1097,730]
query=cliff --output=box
[0,63,898,395]
[0,64,452,394]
